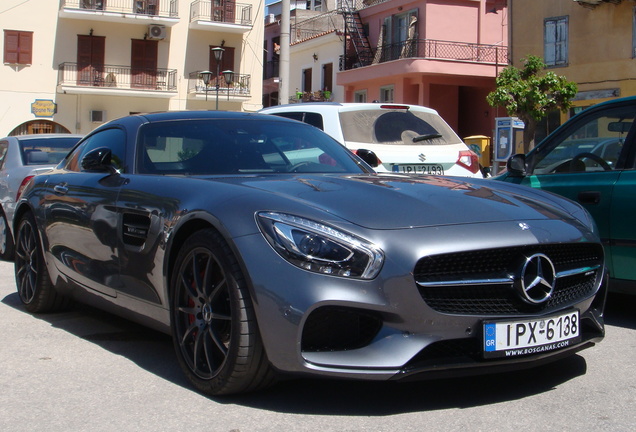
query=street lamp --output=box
[199,70,213,101]
[211,47,224,110]
[222,70,234,102]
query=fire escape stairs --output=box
[339,2,373,68]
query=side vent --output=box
[123,213,151,247]
[90,110,105,123]
[148,24,166,40]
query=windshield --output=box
[20,137,81,165]
[339,108,462,146]
[138,118,370,175]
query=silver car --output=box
[0,134,81,260]
[14,112,606,396]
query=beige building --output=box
[0,0,264,137]
[509,0,636,121]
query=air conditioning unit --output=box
[90,110,106,123]
[148,25,166,40]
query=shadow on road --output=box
[1,290,605,415]
[604,292,636,330]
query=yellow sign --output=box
[31,99,57,118]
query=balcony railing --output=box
[188,71,251,97]
[291,11,344,43]
[60,0,179,17]
[341,39,509,70]
[190,0,252,26]
[58,62,178,91]
[336,0,390,11]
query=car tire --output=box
[14,212,69,313]
[170,228,275,396]
[0,207,14,261]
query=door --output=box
[131,39,158,89]
[43,128,126,297]
[209,45,235,87]
[212,0,235,23]
[518,100,636,279]
[77,35,105,86]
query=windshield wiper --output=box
[412,133,442,143]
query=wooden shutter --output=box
[131,39,158,88]
[209,46,236,86]
[77,35,105,86]
[4,30,32,65]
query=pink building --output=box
[338,0,508,138]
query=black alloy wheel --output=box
[170,228,274,396]
[0,208,14,261]
[14,212,67,312]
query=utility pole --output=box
[279,0,290,105]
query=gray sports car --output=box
[14,111,607,396]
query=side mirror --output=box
[81,147,116,174]
[506,153,527,177]
[355,149,380,168]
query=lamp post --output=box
[222,70,234,102]
[199,70,213,101]
[211,47,224,110]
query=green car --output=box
[497,96,636,294]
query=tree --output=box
[487,55,577,153]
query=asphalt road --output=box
[0,258,635,432]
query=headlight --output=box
[257,212,384,279]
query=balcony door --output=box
[212,0,235,23]
[131,39,158,89]
[209,45,235,86]
[77,35,105,86]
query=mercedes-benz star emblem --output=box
[518,253,556,304]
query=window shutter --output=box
[555,18,568,65]
[4,30,19,64]
[4,30,32,65]
[18,31,32,64]
[544,20,556,66]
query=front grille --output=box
[415,243,603,315]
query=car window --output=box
[339,109,462,145]
[64,129,126,173]
[137,119,366,175]
[0,141,7,170]
[271,112,324,130]
[18,137,79,166]
[531,105,635,174]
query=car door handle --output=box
[53,183,68,195]
[578,191,601,205]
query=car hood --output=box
[216,173,584,230]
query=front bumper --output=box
[235,218,607,380]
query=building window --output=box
[354,90,367,103]
[379,85,394,103]
[302,68,312,92]
[544,16,568,67]
[4,30,33,65]
[306,0,322,12]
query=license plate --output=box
[483,310,580,358]
[392,164,444,175]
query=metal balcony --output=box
[58,62,177,97]
[340,39,509,70]
[188,71,251,101]
[189,1,252,33]
[59,0,179,24]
